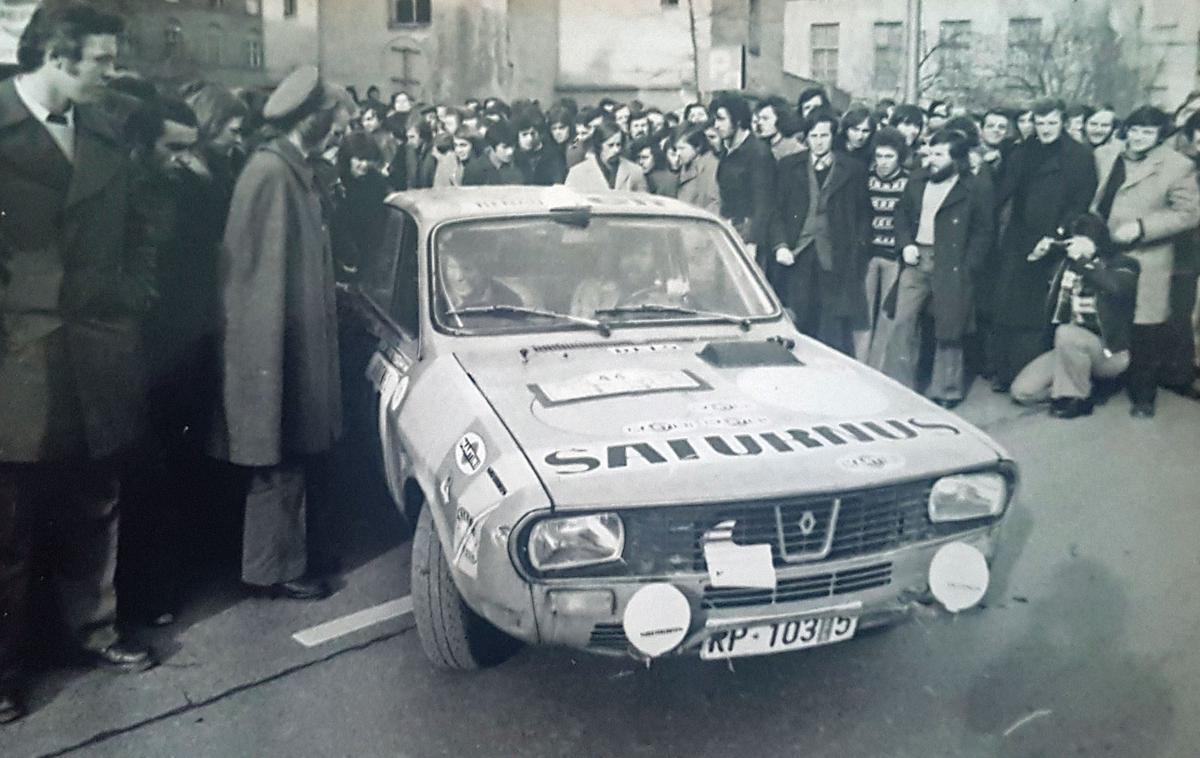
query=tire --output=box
[410,506,522,670]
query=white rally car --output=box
[350,186,1017,669]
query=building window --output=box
[163,19,182,60]
[207,22,223,65]
[391,0,431,26]
[810,22,839,85]
[245,38,263,69]
[246,0,260,14]
[872,21,903,93]
[661,0,680,6]
[938,19,971,74]
[1008,16,1042,64]
[283,0,296,18]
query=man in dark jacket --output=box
[0,4,156,723]
[770,109,871,354]
[462,120,524,185]
[880,129,994,407]
[1011,214,1140,418]
[712,93,776,265]
[211,66,349,602]
[991,99,1099,391]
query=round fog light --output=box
[929,542,989,612]
[622,583,690,658]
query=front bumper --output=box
[525,523,1002,659]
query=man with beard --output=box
[991,99,1099,392]
[879,129,994,408]
[211,66,352,602]
[770,108,872,355]
[1085,106,1118,149]
[1,3,157,723]
[1088,106,1200,416]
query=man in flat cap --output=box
[210,65,352,601]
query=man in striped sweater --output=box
[857,127,910,366]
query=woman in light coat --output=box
[565,120,648,192]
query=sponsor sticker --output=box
[530,369,709,406]
[688,400,757,415]
[623,419,700,435]
[836,452,906,473]
[455,432,487,476]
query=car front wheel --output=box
[410,506,522,670]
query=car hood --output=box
[454,336,1005,510]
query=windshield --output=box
[431,215,776,334]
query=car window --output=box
[390,210,420,337]
[431,215,776,334]
[357,208,404,320]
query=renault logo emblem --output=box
[797,510,817,536]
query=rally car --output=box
[349,186,1017,669]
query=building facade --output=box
[770,0,1198,110]
[261,0,729,108]
[121,0,269,89]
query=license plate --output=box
[700,615,858,660]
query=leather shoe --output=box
[1163,382,1200,400]
[1130,401,1156,418]
[1050,397,1093,419]
[87,640,157,673]
[933,397,962,409]
[0,689,25,724]
[249,578,333,601]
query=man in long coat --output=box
[880,129,995,406]
[210,66,348,600]
[0,4,156,723]
[991,99,1098,390]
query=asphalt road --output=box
[5,383,1199,758]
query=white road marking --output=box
[292,596,414,648]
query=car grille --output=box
[702,561,893,609]
[588,623,629,651]
[530,479,991,579]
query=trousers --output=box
[853,256,901,366]
[1162,273,1199,386]
[1011,324,1130,403]
[0,462,121,687]
[879,246,965,400]
[238,453,334,586]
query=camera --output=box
[1045,226,1071,254]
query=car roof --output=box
[383,186,720,226]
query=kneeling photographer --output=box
[1010,214,1140,418]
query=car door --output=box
[360,208,422,509]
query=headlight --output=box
[928,472,1009,522]
[528,513,624,572]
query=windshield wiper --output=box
[444,304,612,335]
[593,303,751,331]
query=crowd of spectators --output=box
[3,0,1200,724]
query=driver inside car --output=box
[441,249,525,311]
[570,241,684,315]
